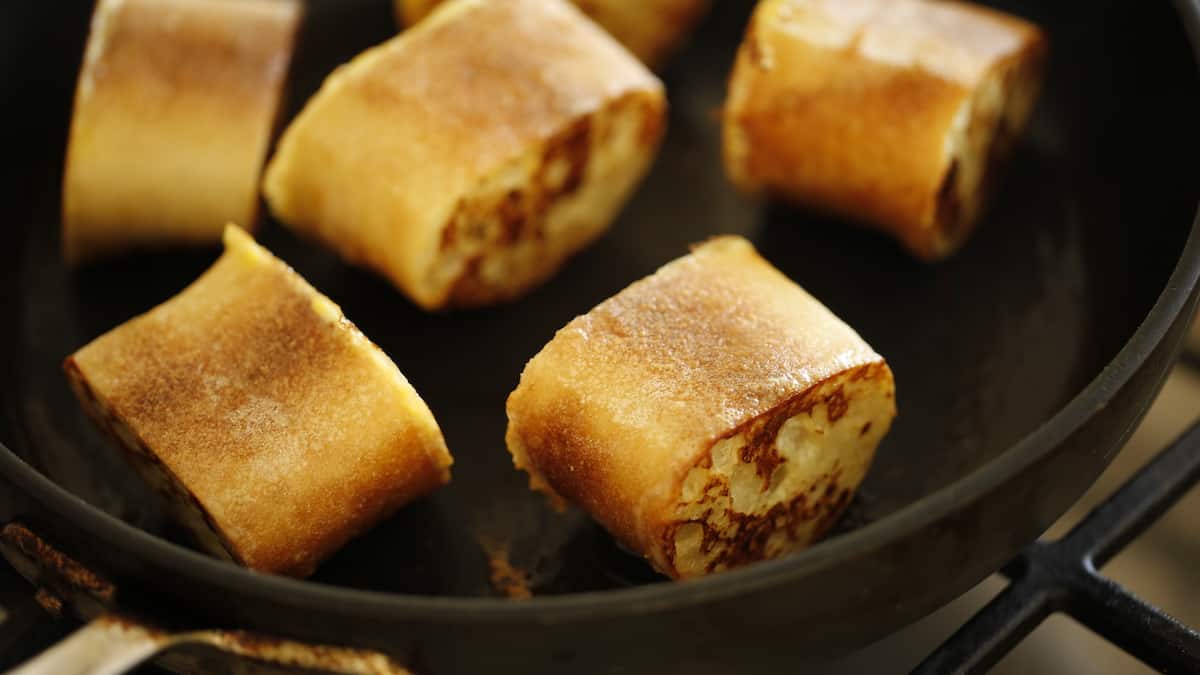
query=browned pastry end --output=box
[724,0,1047,261]
[64,226,453,577]
[506,236,896,579]
[394,0,710,69]
[264,0,666,310]
[62,0,301,264]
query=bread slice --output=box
[64,226,452,577]
[263,0,666,310]
[394,0,710,69]
[62,0,300,264]
[724,0,1047,261]
[505,236,896,579]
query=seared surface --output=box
[62,0,300,263]
[724,0,1046,260]
[395,0,711,69]
[264,0,665,309]
[65,227,452,576]
[507,237,895,577]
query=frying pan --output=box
[1,0,1199,673]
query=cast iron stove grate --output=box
[914,390,1200,674]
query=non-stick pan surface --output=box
[1,0,1199,673]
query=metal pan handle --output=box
[6,614,164,675]
[0,524,413,675]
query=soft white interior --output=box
[935,55,1042,254]
[669,367,893,578]
[425,93,657,306]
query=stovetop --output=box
[820,323,1200,675]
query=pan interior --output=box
[0,0,1195,598]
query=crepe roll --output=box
[724,0,1047,261]
[394,0,711,69]
[64,226,452,577]
[506,236,896,579]
[263,0,666,310]
[61,0,301,264]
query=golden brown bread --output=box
[724,0,1047,261]
[263,0,666,310]
[394,0,710,69]
[64,226,453,577]
[505,236,896,579]
[62,0,300,264]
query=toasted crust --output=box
[65,226,453,577]
[723,0,1046,261]
[396,0,442,25]
[263,0,665,310]
[505,236,896,578]
[62,0,300,264]
[394,0,710,69]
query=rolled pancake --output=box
[62,0,301,264]
[724,0,1047,261]
[65,226,452,577]
[263,0,667,310]
[506,236,896,579]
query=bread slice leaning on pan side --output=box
[64,226,453,578]
[263,0,667,310]
[724,0,1047,261]
[62,0,301,264]
[506,236,897,579]
[394,0,711,70]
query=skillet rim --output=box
[1,0,1199,628]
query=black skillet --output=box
[1,0,1199,673]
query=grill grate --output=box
[913,407,1200,674]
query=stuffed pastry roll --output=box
[506,236,896,579]
[62,0,300,264]
[724,0,1047,260]
[64,225,453,577]
[262,0,666,310]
